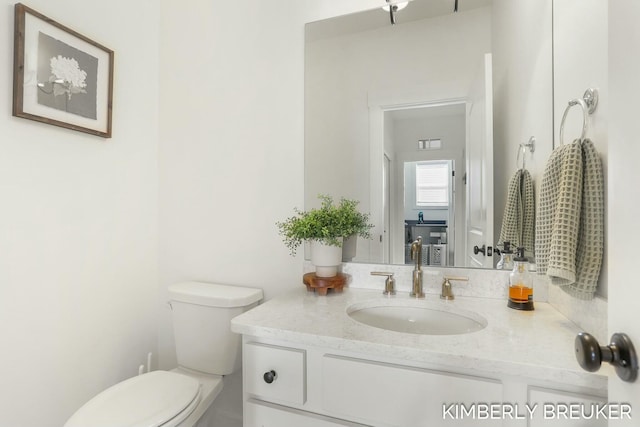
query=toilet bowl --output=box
[64,282,262,427]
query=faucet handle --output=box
[444,275,469,282]
[371,271,396,296]
[441,276,469,300]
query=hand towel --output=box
[535,139,604,299]
[499,168,535,257]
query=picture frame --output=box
[13,3,114,138]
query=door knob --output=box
[473,245,486,255]
[575,332,638,382]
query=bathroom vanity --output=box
[231,287,608,427]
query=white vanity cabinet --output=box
[232,289,608,427]
[241,336,605,427]
[527,388,608,427]
[244,400,364,427]
[321,354,502,427]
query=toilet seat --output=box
[64,371,201,427]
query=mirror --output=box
[305,0,509,268]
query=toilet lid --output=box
[65,371,201,427]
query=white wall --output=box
[156,1,382,421]
[542,0,609,345]
[492,0,553,249]
[156,0,426,370]
[0,0,376,424]
[553,0,608,299]
[0,1,159,426]
[492,0,608,334]
[157,0,326,367]
[0,0,615,424]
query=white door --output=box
[606,0,640,419]
[465,53,494,268]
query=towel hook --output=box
[516,136,535,170]
[559,88,599,145]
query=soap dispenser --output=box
[497,241,514,270]
[508,247,534,311]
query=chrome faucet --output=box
[440,276,469,300]
[410,237,425,298]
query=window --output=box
[417,138,442,150]
[415,161,450,207]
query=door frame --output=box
[369,96,467,264]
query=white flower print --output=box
[49,55,88,100]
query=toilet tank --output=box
[168,282,263,375]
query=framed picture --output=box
[13,3,114,138]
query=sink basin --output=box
[347,301,487,335]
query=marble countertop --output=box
[231,287,608,391]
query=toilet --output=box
[64,281,263,427]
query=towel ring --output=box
[559,88,599,145]
[516,136,535,170]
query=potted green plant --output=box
[277,194,373,276]
[334,197,373,262]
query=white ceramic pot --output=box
[342,234,357,262]
[310,240,343,277]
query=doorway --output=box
[383,102,466,265]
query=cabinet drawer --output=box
[245,399,369,427]
[528,387,607,427]
[244,342,306,406]
[322,355,502,427]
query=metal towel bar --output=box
[516,136,535,170]
[559,88,599,145]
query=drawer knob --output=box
[263,370,277,384]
